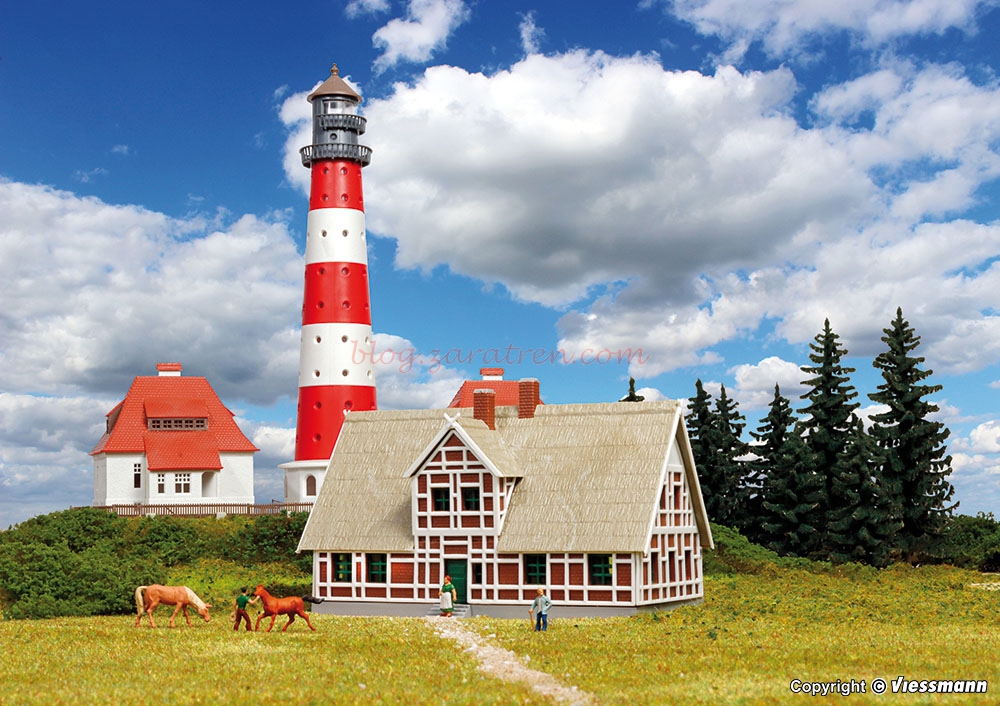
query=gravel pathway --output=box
[427,617,594,705]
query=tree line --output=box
[686,308,956,567]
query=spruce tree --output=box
[825,417,896,566]
[869,307,956,561]
[752,385,820,553]
[798,319,860,556]
[715,384,752,533]
[687,380,739,526]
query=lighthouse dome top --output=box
[308,64,362,104]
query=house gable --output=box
[410,427,516,536]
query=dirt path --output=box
[427,617,595,705]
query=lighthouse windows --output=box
[342,229,349,237]
[342,301,351,309]
[341,335,349,343]
[341,267,350,275]
[321,230,328,237]
[342,369,349,377]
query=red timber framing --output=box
[309,424,705,614]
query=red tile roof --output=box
[144,431,223,471]
[90,373,258,458]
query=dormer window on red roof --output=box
[147,418,208,430]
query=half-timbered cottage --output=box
[297,382,713,617]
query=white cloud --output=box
[519,11,545,55]
[372,0,471,73]
[0,180,303,403]
[661,0,993,61]
[729,356,807,409]
[346,0,391,18]
[370,333,468,409]
[276,50,1000,381]
[967,420,1000,453]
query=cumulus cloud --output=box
[278,50,1000,380]
[658,0,993,62]
[372,0,471,73]
[728,356,807,409]
[0,180,303,404]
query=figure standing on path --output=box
[233,586,258,631]
[439,575,457,617]
[529,587,551,631]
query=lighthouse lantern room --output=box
[281,64,377,503]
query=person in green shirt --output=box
[233,586,259,631]
[439,575,456,617]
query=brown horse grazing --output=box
[135,585,212,628]
[253,584,320,632]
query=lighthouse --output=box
[281,64,377,503]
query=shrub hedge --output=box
[0,508,310,619]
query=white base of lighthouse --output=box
[279,459,329,504]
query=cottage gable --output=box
[409,422,518,536]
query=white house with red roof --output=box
[91,363,258,509]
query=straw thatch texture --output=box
[298,400,708,554]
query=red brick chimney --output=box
[518,378,540,419]
[473,388,496,430]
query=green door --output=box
[445,560,467,604]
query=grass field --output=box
[2,563,997,705]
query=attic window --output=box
[148,418,208,430]
[432,488,450,512]
[461,487,480,511]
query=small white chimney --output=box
[156,362,183,377]
[480,367,504,380]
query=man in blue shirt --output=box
[529,587,552,631]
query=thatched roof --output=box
[298,401,712,554]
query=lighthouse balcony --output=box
[301,143,372,167]
[317,113,367,134]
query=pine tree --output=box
[825,417,896,566]
[751,385,814,552]
[715,384,752,533]
[761,423,824,557]
[798,319,860,556]
[869,307,956,561]
[687,380,740,526]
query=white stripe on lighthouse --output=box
[305,208,368,266]
[298,322,376,388]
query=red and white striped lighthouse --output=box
[282,64,377,502]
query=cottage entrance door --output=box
[444,559,467,604]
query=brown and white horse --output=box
[135,584,212,628]
[253,584,319,632]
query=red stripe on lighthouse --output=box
[295,385,377,461]
[301,261,372,326]
[310,161,364,211]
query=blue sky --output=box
[2,0,1000,528]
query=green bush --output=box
[704,523,824,575]
[0,509,312,619]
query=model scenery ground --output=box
[2,564,996,705]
